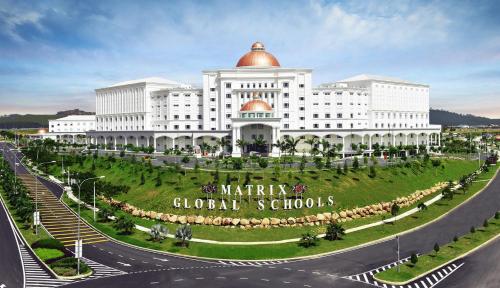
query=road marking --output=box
[195,277,204,280]
[239,277,248,280]
[117,261,131,267]
[174,279,183,282]
[150,282,159,285]
[261,279,269,282]
[153,257,169,262]
[0,284,6,288]
[216,276,226,279]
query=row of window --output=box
[374,123,428,128]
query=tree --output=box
[441,186,454,200]
[285,137,300,156]
[253,136,267,151]
[305,138,317,155]
[325,222,345,241]
[453,235,459,242]
[433,242,440,255]
[98,206,115,222]
[313,157,323,170]
[343,161,348,174]
[155,171,162,187]
[352,157,359,170]
[181,156,190,165]
[273,160,281,180]
[236,139,248,155]
[114,215,135,234]
[325,157,332,169]
[495,211,499,219]
[368,165,376,178]
[140,173,145,185]
[391,203,400,220]
[175,224,192,247]
[410,253,418,266]
[299,233,319,248]
[149,224,169,242]
[258,157,268,169]
[299,155,307,174]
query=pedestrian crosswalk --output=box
[218,260,289,267]
[343,257,464,288]
[80,257,126,279]
[20,246,72,288]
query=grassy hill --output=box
[0,109,94,129]
[430,109,500,126]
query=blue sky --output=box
[1,0,499,117]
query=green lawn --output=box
[375,218,500,283]
[49,156,478,219]
[34,248,65,262]
[61,164,498,260]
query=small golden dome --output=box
[240,99,273,112]
[236,42,280,68]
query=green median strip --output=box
[374,217,500,284]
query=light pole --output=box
[396,235,400,272]
[74,175,104,275]
[33,160,56,235]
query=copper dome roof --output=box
[236,42,280,68]
[240,99,273,112]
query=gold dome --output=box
[240,99,273,112]
[236,42,280,68]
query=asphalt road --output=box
[1,141,499,288]
[0,188,24,288]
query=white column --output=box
[438,133,441,147]
[342,136,345,158]
[135,137,138,147]
[153,137,157,152]
[368,135,372,150]
[231,127,241,157]
[114,137,117,150]
[271,127,280,157]
[104,137,107,149]
[172,138,176,149]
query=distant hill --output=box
[0,109,95,129]
[430,109,500,127]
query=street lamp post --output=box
[396,235,400,272]
[33,160,56,235]
[74,175,105,275]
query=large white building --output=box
[42,115,96,143]
[86,42,441,157]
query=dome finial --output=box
[251,42,265,51]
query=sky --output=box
[0,0,499,118]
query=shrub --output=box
[50,257,91,276]
[258,158,269,169]
[114,215,135,234]
[299,233,319,248]
[368,165,376,178]
[410,253,418,266]
[453,235,458,242]
[32,238,64,251]
[175,224,192,247]
[483,219,489,228]
[150,224,169,242]
[470,226,476,233]
[98,206,115,222]
[495,211,500,219]
[324,222,345,241]
[433,243,440,254]
[352,157,359,170]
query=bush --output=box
[258,158,268,169]
[433,243,440,254]
[98,206,115,222]
[470,226,476,233]
[32,238,64,251]
[324,222,345,241]
[410,253,418,266]
[150,224,169,242]
[299,233,319,248]
[453,235,458,242]
[114,215,135,234]
[483,219,489,227]
[368,165,376,178]
[50,257,91,276]
[495,211,500,219]
[175,224,192,247]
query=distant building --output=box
[43,115,96,143]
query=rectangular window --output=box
[313,123,319,128]
[299,107,305,111]
[210,88,215,92]
[283,82,289,88]
[226,94,231,98]
[210,98,216,102]
[226,104,231,108]
[299,116,305,120]
[284,124,289,128]
[284,103,289,108]
[185,125,191,129]
[284,93,289,98]
[299,84,304,88]
[174,125,179,130]
[210,108,216,111]
[226,124,231,129]
[337,113,342,118]
[299,97,305,101]
[226,114,231,118]
[225,83,231,88]
[174,115,179,119]
[337,123,343,128]
[211,118,216,121]
[186,115,191,119]
[284,113,289,118]
[325,113,330,118]
[313,114,318,118]
[197,115,202,119]
[325,123,331,128]
[350,113,354,118]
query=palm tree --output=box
[253,136,267,152]
[236,139,248,155]
[285,137,300,156]
[217,137,230,157]
[305,138,317,155]
[273,139,286,157]
[200,142,210,155]
[320,139,330,156]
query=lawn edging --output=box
[373,232,500,286]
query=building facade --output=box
[87,42,441,157]
[43,115,96,143]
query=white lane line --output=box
[195,277,204,280]
[239,277,248,280]
[150,282,159,285]
[174,279,183,282]
[261,279,270,282]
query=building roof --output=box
[339,74,425,85]
[236,42,280,68]
[110,77,190,88]
[51,115,96,121]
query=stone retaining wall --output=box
[101,182,448,229]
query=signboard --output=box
[74,240,82,258]
[33,211,40,226]
[173,183,334,211]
